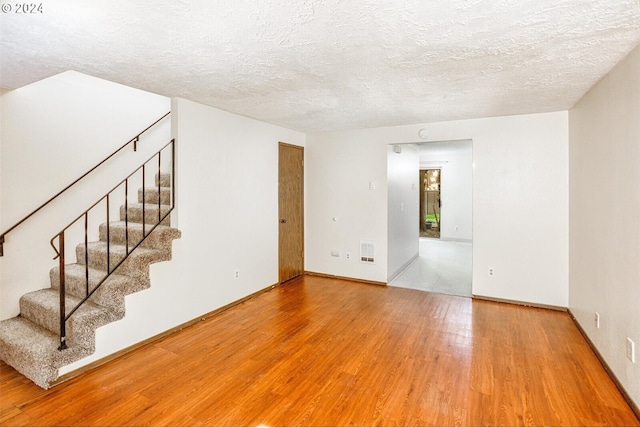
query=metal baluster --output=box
[107,194,111,273]
[58,232,67,350]
[172,140,176,210]
[84,212,89,296]
[124,181,129,254]
[142,165,146,238]
[158,152,162,224]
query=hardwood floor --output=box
[1,275,638,426]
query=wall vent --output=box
[360,241,375,264]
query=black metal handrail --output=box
[0,111,171,257]
[51,139,176,350]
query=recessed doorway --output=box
[388,139,473,298]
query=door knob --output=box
[280,219,287,224]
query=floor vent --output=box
[360,241,375,264]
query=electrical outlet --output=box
[627,338,636,363]
[595,312,600,329]
[346,252,351,260]
[488,267,494,277]
[234,269,239,279]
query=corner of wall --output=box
[568,43,640,410]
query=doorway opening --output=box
[387,139,473,298]
[420,169,441,239]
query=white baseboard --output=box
[387,253,419,283]
[439,237,472,243]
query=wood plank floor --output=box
[1,275,638,426]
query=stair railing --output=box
[0,111,170,257]
[50,139,175,350]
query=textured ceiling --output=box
[1,0,639,132]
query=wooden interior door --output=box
[278,143,304,283]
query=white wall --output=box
[420,143,473,241]
[0,89,6,255]
[387,144,419,281]
[60,97,305,374]
[569,44,640,408]
[306,111,568,307]
[1,71,170,319]
[305,128,390,283]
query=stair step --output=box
[99,222,181,250]
[0,316,90,389]
[49,264,137,308]
[19,289,121,349]
[138,187,171,205]
[76,241,170,284]
[156,173,171,188]
[120,202,171,225]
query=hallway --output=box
[389,238,472,297]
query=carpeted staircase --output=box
[0,173,180,388]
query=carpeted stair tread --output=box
[50,264,134,308]
[0,316,91,388]
[77,241,168,269]
[120,202,172,225]
[0,316,61,356]
[156,173,171,187]
[98,222,181,249]
[76,241,173,286]
[20,289,121,348]
[138,187,171,205]
[78,240,161,256]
